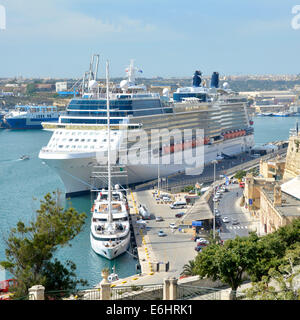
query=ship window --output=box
[59,145,63,148]
[69,139,73,141]
[87,139,91,142]
[66,145,70,148]
[91,146,95,149]
[72,132,76,135]
[93,139,97,142]
[84,145,88,149]
[81,139,85,142]
[77,145,82,149]
[75,139,79,142]
[72,145,76,148]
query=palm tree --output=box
[181,260,197,276]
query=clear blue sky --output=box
[1,0,300,78]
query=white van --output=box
[169,201,186,209]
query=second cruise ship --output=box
[39,55,254,197]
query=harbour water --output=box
[0,115,299,286]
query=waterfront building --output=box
[243,133,300,235]
[259,156,285,180]
[259,180,300,234]
[56,82,68,93]
[283,133,300,180]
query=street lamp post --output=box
[212,159,218,240]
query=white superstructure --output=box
[90,189,130,259]
[39,56,255,197]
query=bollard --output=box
[163,278,170,300]
[28,285,45,300]
[169,277,178,300]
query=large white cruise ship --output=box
[39,56,254,197]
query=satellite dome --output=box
[162,88,169,96]
[89,80,98,89]
[223,82,229,89]
[120,80,129,90]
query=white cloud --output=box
[0,0,171,42]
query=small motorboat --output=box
[108,266,119,282]
[20,155,30,160]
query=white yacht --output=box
[90,189,130,259]
[39,55,254,197]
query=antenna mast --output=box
[106,60,113,223]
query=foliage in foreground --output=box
[191,219,300,300]
[0,191,88,298]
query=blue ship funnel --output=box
[192,70,202,87]
[210,72,219,88]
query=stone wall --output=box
[283,135,300,180]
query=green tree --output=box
[26,83,37,95]
[193,235,258,300]
[244,243,300,300]
[234,170,247,180]
[0,190,87,298]
[181,260,197,277]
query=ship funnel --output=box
[192,70,202,87]
[210,72,219,88]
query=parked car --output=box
[169,223,177,229]
[215,212,221,217]
[232,219,239,225]
[196,238,209,246]
[156,216,164,222]
[170,201,186,209]
[175,212,185,218]
[162,196,171,201]
[216,218,222,227]
[222,216,230,223]
[158,230,167,237]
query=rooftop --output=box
[262,183,300,218]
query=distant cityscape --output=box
[2,74,300,110]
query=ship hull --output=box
[39,134,254,196]
[90,232,131,260]
[5,117,59,130]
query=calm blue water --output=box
[0,115,299,285]
[0,129,136,286]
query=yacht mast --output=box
[106,60,113,223]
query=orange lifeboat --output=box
[184,140,193,150]
[163,145,170,154]
[204,137,210,144]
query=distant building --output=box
[260,181,300,234]
[35,84,55,91]
[243,133,300,235]
[283,134,300,180]
[56,82,68,93]
[260,156,285,180]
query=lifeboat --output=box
[163,145,170,154]
[196,137,204,146]
[184,140,193,150]
[204,137,210,145]
[174,143,182,152]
